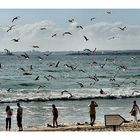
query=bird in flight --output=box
[52,33,57,37]
[76,25,83,29]
[61,90,73,98]
[40,27,47,30]
[35,76,39,81]
[12,16,20,22]
[84,36,89,41]
[76,82,84,88]
[21,52,30,59]
[68,19,74,23]
[106,10,111,14]
[7,25,15,32]
[90,17,95,21]
[118,26,126,31]
[11,38,20,42]
[33,45,39,48]
[63,32,72,36]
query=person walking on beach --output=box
[5,105,13,131]
[130,100,140,125]
[17,102,23,131]
[88,100,98,126]
[52,104,58,128]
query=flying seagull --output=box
[33,45,39,48]
[118,26,126,31]
[12,16,20,22]
[84,36,89,41]
[61,90,73,98]
[90,17,95,21]
[7,25,15,32]
[76,25,83,29]
[40,27,47,30]
[52,33,57,37]
[63,32,72,36]
[11,38,20,42]
[68,19,74,23]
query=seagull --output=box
[61,90,73,98]
[76,25,83,29]
[21,53,30,59]
[11,38,20,42]
[38,85,46,89]
[30,65,33,70]
[7,25,15,32]
[35,76,39,81]
[51,33,57,37]
[118,26,126,31]
[84,36,89,41]
[4,49,13,55]
[83,48,96,54]
[90,17,95,21]
[40,27,47,30]
[68,19,74,23]
[88,74,99,82]
[18,68,26,72]
[63,32,72,36]
[55,61,60,68]
[23,72,32,75]
[132,90,140,95]
[33,45,39,48]
[106,11,111,14]
[129,80,137,85]
[12,16,20,22]
[64,64,76,70]
[76,82,84,88]
[47,75,56,79]
[7,88,11,92]
[44,76,50,81]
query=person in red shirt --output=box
[52,104,58,128]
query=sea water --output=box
[0,51,140,130]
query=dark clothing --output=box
[6,118,11,130]
[17,116,22,128]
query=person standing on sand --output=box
[5,105,13,131]
[88,100,98,126]
[52,104,58,128]
[130,100,140,125]
[17,102,23,131]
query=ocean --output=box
[0,51,140,130]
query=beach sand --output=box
[24,120,140,131]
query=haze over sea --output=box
[0,50,139,130]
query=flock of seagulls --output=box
[1,11,139,99]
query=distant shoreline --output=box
[0,49,140,56]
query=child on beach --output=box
[130,100,140,125]
[52,104,58,128]
[5,105,13,131]
[88,101,98,126]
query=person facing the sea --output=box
[5,105,13,131]
[130,100,140,125]
[17,102,23,131]
[88,100,98,126]
[52,104,58,128]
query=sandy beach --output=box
[24,120,140,131]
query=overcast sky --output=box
[0,9,140,52]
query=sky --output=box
[0,8,140,52]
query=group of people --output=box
[88,100,140,126]
[5,103,58,131]
[5,100,140,131]
[6,102,23,131]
